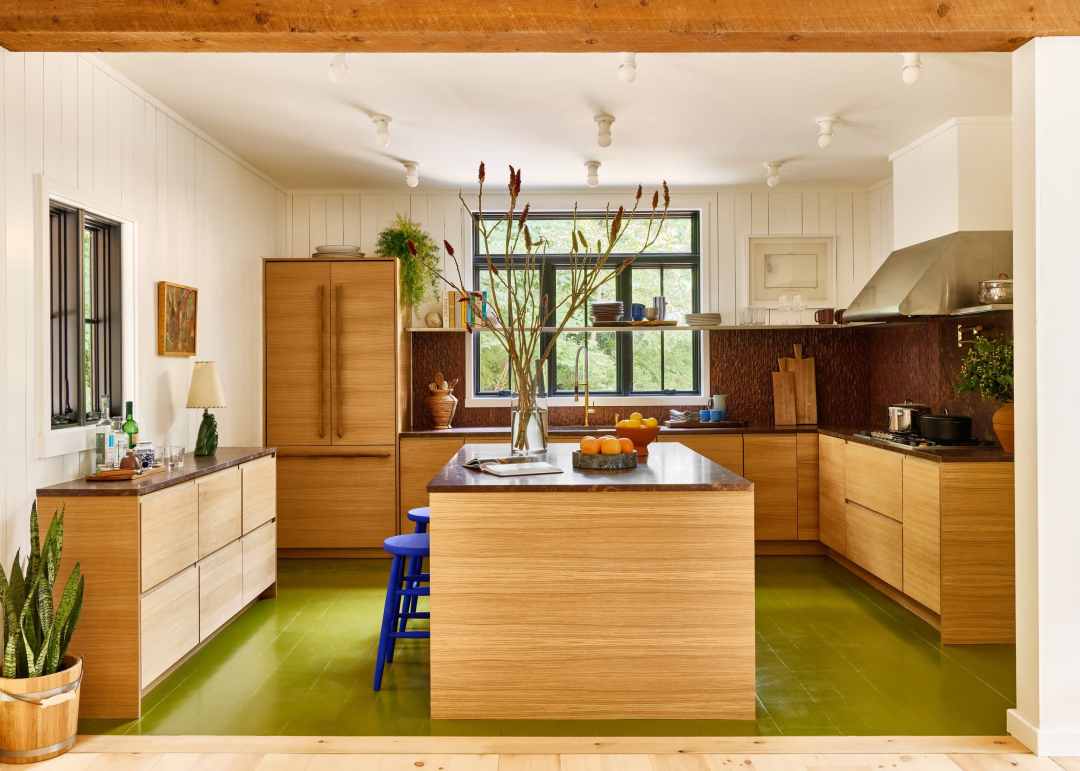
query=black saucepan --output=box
[917,413,973,444]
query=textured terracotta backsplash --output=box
[410,312,1013,440]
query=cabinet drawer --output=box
[242,521,277,604]
[140,565,198,687]
[141,482,197,592]
[277,447,397,548]
[902,457,941,613]
[845,442,903,521]
[197,468,242,559]
[662,435,743,476]
[241,455,277,534]
[199,540,243,641]
[744,434,798,541]
[845,502,902,589]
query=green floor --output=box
[81,556,1014,737]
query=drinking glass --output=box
[166,445,186,470]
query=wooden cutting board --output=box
[780,344,817,424]
[772,370,797,426]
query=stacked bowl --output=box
[590,301,625,325]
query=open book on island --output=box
[462,455,564,477]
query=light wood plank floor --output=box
[27,736,1077,771]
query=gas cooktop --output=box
[854,430,991,450]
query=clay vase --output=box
[426,390,459,430]
[992,402,1014,453]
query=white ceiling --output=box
[102,52,1011,191]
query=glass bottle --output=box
[122,400,139,447]
[94,394,111,470]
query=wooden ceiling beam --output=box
[1,1,1077,53]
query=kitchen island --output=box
[427,441,755,720]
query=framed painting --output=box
[157,281,198,357]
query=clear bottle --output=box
[94,394,111,470]
[122,400,139,447]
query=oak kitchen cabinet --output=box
[265,258,402,550]
[743,434,798,540]
[36,449,277,719]
[823,433,1015,644]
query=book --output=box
[462,455,564,477]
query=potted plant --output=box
[375,215,441,323]
[955,334,1014,452]
[0,503,85,764]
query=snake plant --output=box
[0,503,84,678]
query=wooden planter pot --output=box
[0,656,82,764]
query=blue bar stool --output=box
[373,532,430,692]
[401,507,431,627]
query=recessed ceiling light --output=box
[585,160,601,187]
[764,161,783,188]
[371,114,391,149]
[594,113,615,148]
[617,53,637,83]
[328,53,349,84]
[816,116,837,149]
[901,53,922,85]
[403,161,419,188]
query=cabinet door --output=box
[902,457,941,612]
[845,441,903,521]
[399,436,464,533]
[199,540,243,641]
[743,434,798,540]
[265,262,331,446]
[796,433,819,541]
[242,521,277,604]
[845,502,902,589]
[140,482,197,592]
[331,262,397,446]
[241,455,277,534]
[662,435,743,476]
[818,434,847,553]
[140,565,198,687]
[197,467,242,559]
[277,447,397,548]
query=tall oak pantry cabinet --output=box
[264,257,406,552]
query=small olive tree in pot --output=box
[955,335,1014,453]
[0,503,85,764]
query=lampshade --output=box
[186,361,226,409]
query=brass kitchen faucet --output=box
[573,344,596,427]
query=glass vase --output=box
[509,361,549,456]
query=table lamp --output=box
[187,361,226,456]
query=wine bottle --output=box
[122,400,139,447]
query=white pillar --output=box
[1009,36,1080,756]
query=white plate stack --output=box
[313,244,365,258]
[685,313,724,328]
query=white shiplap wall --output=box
[284,185,889,325]
[0,51,287,562]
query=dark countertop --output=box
[427,442,753,493]
[37,447,276,497]
[817,427,1013,463]
[402,424,821,438]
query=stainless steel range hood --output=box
[843,231,1012,322]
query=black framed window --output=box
[472,211,701,398]
[50,203,123,428]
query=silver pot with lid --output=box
[888,401,930,434]
[977,273,1013,305]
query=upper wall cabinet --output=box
[889,117,1012,250]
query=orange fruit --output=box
[579,436,600,455]
[600,436,622,455]
[618,437,635,454]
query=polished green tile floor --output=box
[81,556,1014,736]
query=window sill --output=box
[464,394,709,409]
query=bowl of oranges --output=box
[573,435,638,470]
[615,412,661,458]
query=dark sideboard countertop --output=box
[427,441,753,494]
[37,447,277,497]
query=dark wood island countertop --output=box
[427,441,752,493]
[37,446,276,497]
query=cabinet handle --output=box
[280,451,392,459]
[318,285,326,439]
[335,284,344,439]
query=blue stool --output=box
[374,533,430,692]
[401,507,431,627]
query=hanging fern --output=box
[375,215,440,307]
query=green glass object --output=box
[194,408,219,456]
[121,400,139,446]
